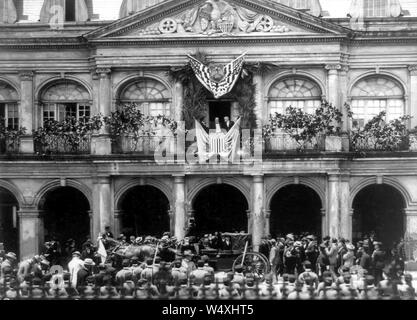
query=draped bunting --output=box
[40,0,88,23]
[188,53,246,99]
[195,118,242,163]
[0,0,17,23]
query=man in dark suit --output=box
[222,116,235,132]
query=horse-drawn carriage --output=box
[200,233,271,276]
[104,233,271,276]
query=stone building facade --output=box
[0,0,417,260]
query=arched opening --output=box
[0,81,19,154]
[350,75,405,128]
[119,186,170,238]
[40,187,90,248]
[0,187,19,254]
[270,185,322,238]
[352,184,405,245]
[267,76,323,116]
[192,184,249,236]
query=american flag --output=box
[188,53,246,99]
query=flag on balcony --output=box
[97,237,107,264]
[188,53,246,99]
[195,117,241,163]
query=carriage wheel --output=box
[232,252,271,276]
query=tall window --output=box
[351,76,405,128]
[268,77,322,116]
[0,82,19,130]
[364,0,388,17]
[41,80,91,125]
[119,78,171,117]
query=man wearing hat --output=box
[76,258,96,291]
[372,242,386,284]
[342,243,356,270]
[17,255,41,282]
[116,259,133,285]
[298,261,319,289]
[190,260,210,286]
[68,251,84,288]
[141,258,156,283]
[181,250,196,276]
[1,252,17,278]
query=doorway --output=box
[208,101,231,129]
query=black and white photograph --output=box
[0,0,417,314]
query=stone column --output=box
[114,210,123,238]
[327,174,340,239]
[321,208,327,237]
[339,174,351,240]
[325,64,341,107]
[93,177,113,239]
[252,175,265,251]
[339,66,350,132]
[92,68,112,155]
[19,71,35,153]
[174,80,183,122]
[404,208,417,260]
[173,175,186,240]
[253,73,264,128]
[264,209,271,237]
[18,207,42,260]
[409,66,417,128]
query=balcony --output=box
[34,134,91,155]
[264,133,326,153]
[112,135,177,156]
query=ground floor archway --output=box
[119,186,170,238]
[352,184,405,246]
[40,187,90,248]
[192,184,249,236]
[0,187,19,254]
[270,185,322,238]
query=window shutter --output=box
[0,0,17,23]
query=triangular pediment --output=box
[85,0,352,40]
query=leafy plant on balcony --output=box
[0,117,27,153]
[349,111,412,151]
[104,103,182,153]
[263,101,343,150]
[33,115,103,154]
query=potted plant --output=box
[0,117,26,154]
[313,101,345,152]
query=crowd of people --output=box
[0,228,415,300]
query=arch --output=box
[0,78,20,101]
[0,179,25,207]
[348,72,408,99]
[265,71,327,99]
[266,177,326,210]
[187,177,251,208]
[34,179,93,210]
[349,176,412,209]
[35,76,93,103]
[114,73,172,102]
[115,178,173,210]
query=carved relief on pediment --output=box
[128,0,291,37]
